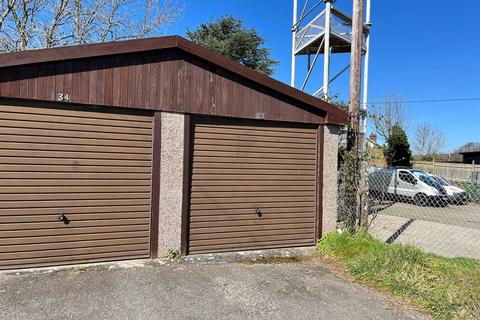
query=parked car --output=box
[430,175,469,205]
[369,167,449,206]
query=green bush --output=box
[383,125,412,167]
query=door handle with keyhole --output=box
[256,208,262,217]
[58,210,70,225]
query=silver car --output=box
[430,175,469,205]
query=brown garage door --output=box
[0,104,153,270]
[188,119,318,254]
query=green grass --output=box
[318,232,480,320]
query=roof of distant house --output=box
[457,142,480,154]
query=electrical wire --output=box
[368,97,480,105]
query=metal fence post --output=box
[473,160,476,183]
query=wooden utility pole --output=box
[349,0,366,227]
[349,0,363,151]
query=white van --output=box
[369,167,449,206]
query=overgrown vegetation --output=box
[318,232,480,320]
[337,148,361,231]
[241,256,308,265]
[331,98,366,231]
[165,249,180,260]
[186,15,278,75]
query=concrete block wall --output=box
[322,125,340,234]
[157,112,185,257]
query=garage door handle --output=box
[256,208,262,217]
[58,210,70,225]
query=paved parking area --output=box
[372,202,480,230]
[0,255,429,320]
[369,202,480,259]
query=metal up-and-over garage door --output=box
[188,119,319,254]
[0,104,153,270]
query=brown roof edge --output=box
[0,36,179,68]
[0,35,348,125]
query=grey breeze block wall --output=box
[158,112,185,257]
[322,124,340,234]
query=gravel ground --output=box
[0,250,430,320]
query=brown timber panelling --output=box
[188,118,318,254]
[0,103,153,270]
[0,50,326,125]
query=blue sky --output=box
[165,0,480,152]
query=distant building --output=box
[366,133,378,148]
[366,133,387,167]
[457,142,480,164]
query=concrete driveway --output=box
[0,251,428,320]
[368,201,480,259]
[372,202,480,230]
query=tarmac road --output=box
[0,252,429,320]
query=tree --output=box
[384,125,412,167]
[369,95,410,142]
[0,0,183,52]
[413,122,446,160]
[186,15,278,75]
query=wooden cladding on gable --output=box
[0,50,326,125]
[0,50,180,110]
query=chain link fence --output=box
[364,162,480,260]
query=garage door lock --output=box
[255,208,262,217]
[58,210,70,225]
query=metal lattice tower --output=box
[291,0,371,149]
